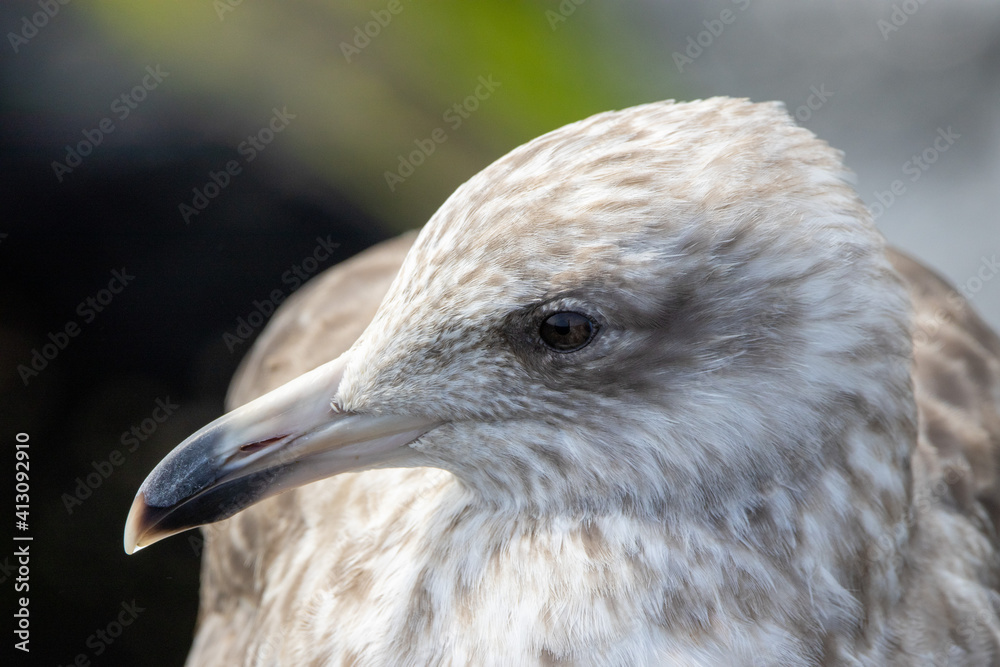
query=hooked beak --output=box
[123,353,439,554]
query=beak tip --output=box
[123,491,149,555]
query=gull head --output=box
[125,98,914,554]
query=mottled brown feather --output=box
[887,249,1000,537]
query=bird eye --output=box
[539,311,595,352]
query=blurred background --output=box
[1,1,997,664]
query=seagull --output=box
[125,98,1000,665]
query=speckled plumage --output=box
[159,99,999,665]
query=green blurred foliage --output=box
[85,0,677,229]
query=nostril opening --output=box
[239,435,288,454]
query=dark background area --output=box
[3,128,387,665]
[1,1,997,665]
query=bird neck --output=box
[377,460,903,665]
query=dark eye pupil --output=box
[539,312,594,352]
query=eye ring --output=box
[538,311,596,352]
